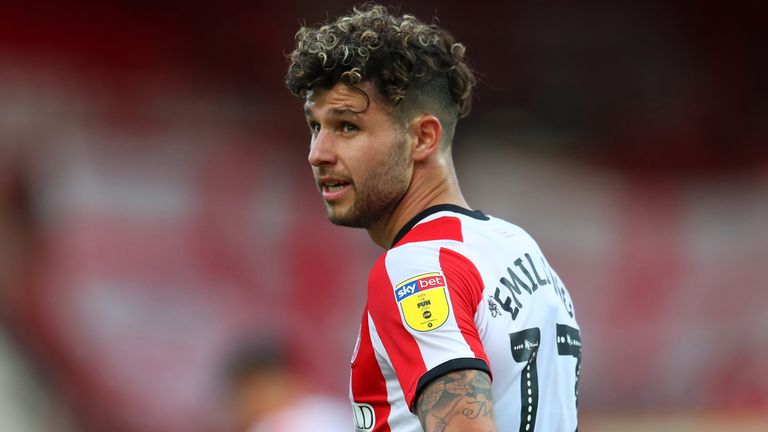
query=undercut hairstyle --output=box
[286,3,477,147]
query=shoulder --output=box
[393,214,465,247]
[368,239,451,303]
[478,214,545,256]
[367,219,486,311]
[370,216,469,290]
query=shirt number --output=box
[509,324,581,432]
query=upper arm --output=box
[367,242,491,410]
[416,369,497,432]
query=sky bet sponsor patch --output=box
[395,272,449,332]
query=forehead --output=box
[304,81,384,117]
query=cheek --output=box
[346,141,380,173]
[347,130,407,180]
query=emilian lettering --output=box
[493,253,555,320]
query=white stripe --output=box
[368,313,423,432]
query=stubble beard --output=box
[325,138,410,229]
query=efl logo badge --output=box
[395,272,449,332]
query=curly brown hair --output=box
[285,4,476,143]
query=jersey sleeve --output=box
[367,242,491,413]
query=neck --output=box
[367,157,468,249]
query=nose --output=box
[308,130,336,167]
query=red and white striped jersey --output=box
[350,204,581,432]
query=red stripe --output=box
[394,216,463,247]
[439,247,490,369]
[351,307,392,432]
[367,255,428,409]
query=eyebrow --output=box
[304,105,362,118]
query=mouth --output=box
[318,178,352,201]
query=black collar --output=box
[390,204,489,248]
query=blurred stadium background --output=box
[1,0,766,431]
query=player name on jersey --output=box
[491,252,574,320]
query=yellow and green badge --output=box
[394,272,450,332]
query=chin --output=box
[327,212,367,229]
[324,193,395,229]
[326,206,371,229]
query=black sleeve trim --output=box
[410,357,491,414]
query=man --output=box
[286,4,581,431]
[221,340,350,432]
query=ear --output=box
[409,115,443,162]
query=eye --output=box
[308,121,320,135]
[341,122,359,134]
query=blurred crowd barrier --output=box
[1,1,766,431]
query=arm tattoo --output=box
[417,369,495,432]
